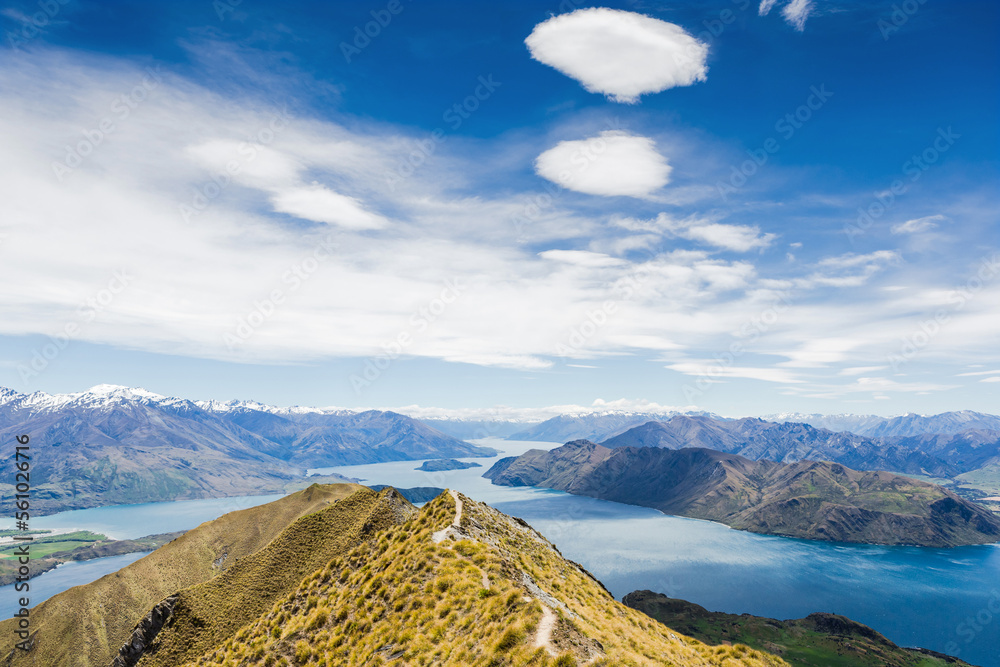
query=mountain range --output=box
[600,415,1000,478]
[0,484,970,666]
[505,409,1000,444]
[505,409,719,443]
[484,440,1000,547]
[0,385,494,514]
[763,410,1000,438]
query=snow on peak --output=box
[86,384,165,400]
[195,399,353,416]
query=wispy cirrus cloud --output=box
[614,214,777,253]
[759,0,815,31]
[891,214,946,235]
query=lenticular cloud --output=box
[534,131,672,198]
[525,8,709,104]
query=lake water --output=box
[3,439,998,666]
[0,551,149,619]
[0,493,284,540]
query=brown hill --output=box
[0,483,366,667]
[485,441,1000,546]
[128,490,790,666]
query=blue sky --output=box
[0,0,997,417]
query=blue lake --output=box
[3,439,997,666]
[0,551,149,619]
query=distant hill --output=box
[623,590,974,667]
[600,416,963,477]
[485,440,1000,547]
[506,410,719,443]
[0,385,495,513]
[420,418,534,440]
[763,410,1000,437]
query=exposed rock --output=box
[110,594,178,667]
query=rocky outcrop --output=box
[110,595,178,667]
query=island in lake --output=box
[414,458,483,472]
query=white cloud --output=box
[816,251,900,270]
[782,0,814,31]
[839,365,888,376]
[615,214,776,252]
[785,376,961,398]
[682,223,776,252]
[534,131,671,197]
[538,249,625,268]
[525,8,708,103]
[758,0,779,15]
[891,214,946,235]
[270,185,386,230]
[2,45,997,402]
[759,0,814,31]
[388,397,693,422]
[667,362,803,384]
[982,377,1000,383]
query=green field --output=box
[0,530,108,559]
[955,464,1000,495]
[0,529,51,538]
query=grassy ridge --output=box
[0,483,366,667]
[178,491,789,667]
[137,487,417,666]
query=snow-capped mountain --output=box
[763,410,1000,437]
[0,385,496,514]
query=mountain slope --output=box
[886,430,1000,471]
[763,410,1000,437]
[506,410,718,443]
[623,590,973,667]
[0,386,303,513]
[0,483,367,667]
[485,441,1000,547]
[601,416,960,477]
[132,489,789,667]
[0,386,494,513]
[203,401,496,466]
[421,418,535,440]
